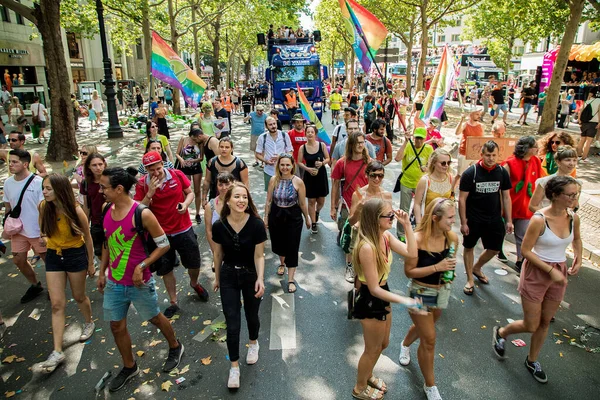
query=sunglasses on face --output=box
[551,141,562,145]
[79,151,88,156]
[369,173,384,180]
[439,161,450,166]
[9,138,20,142]
[379,213,395,221]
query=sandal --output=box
[287,281,297,293]
[277,265,285,276]
[473,271,489,284]
[463,285,474,296]
[352,386,384,400]
[367,376,387,393]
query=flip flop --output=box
[473,272,489,284]
[367,376,388,393]
[277,265,285,276]
[287,281,297,293]
[463,285,474,296]
[352,386,384,400]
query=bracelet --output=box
[547,266,553,274]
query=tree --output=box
[539,0,589,134]
[0,0,77,161]
[315,0,354,85]
[463,0,569,75]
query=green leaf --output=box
[209,321,227,332]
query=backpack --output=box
[102,202,150,256]
[579,99,598,123]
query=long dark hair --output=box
[220,182,259,219]
[40,174,85,238]
[84,153,106,186]
[146,120,158,139]
[145,140,168,162]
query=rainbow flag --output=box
[420,45,456,123]
[296,83,331,145]
[339,0,388,73]
[151,31,206,108]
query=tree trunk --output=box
[142,0,151,87]
[37,0,77,161]
[416,0,428,93]
[212,18,222,89]
[192,2,201,74]
[539,0,586,135]
[244,56,251,84]
[405,27,415,98]
[349,50,355,89]
[331,41,336,87]
[505,39,514,77]
[167,0,181,114]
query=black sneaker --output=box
[523,122,529,126]
[252,161,259,167]
[525,357,548,383]
[191,282,209,302]
[311,223,318,234]
[109,364,140,392]
[163,304,180,319]
[163,340,184,372]
[20,282,44,303]
[492,326,506,359]
[497,251,508,263]
[315,211,319,223]
[195,214,202,224]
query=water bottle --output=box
[442,242,456,283]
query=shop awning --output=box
[469,59,498,68]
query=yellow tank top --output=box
[44,204,85,254]
[356,236,392,283]
[424,173,453,209]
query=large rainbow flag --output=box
[338,0,388,73]
[419,45,456,123]
[296,83,331,145]
[151,31,206,108]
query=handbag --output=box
[393,140,425,193]
[32,103,41,125]
[2,174,36,239]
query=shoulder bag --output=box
[393,140,425,193]
[2,174,36,238]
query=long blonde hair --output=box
[427,148,452,175]
[352,199,390,281]
[416,198,454,251]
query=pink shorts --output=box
[518,260,567,303]
[10,234,47,255]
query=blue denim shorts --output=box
[103,277,160,322]
[523,103,532,113]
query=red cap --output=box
[142,150,163,167]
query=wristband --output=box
[547,266,553,274]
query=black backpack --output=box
[102,202,150,256]
[579,100,598,123]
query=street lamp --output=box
[95,0,123,138]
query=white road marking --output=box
[192,313,225,342]
[269,291,296,350]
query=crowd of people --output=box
[0,75,591,400]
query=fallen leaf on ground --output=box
[141,321,149,327]
[2,355,17,364]
[161,380,173,391]
[149,340,163,347]
[136,351,145,357]
[6,391,16,398]
[142,368,150,374]
[202,320,212,326]
[179,364,190,374]
[171,315,180,320]
[107,351,114,356]
[15,357,25,362]
[201,356,212,365]
[559,352,564,357]
[481,326,487,329]
[127,398,135,400]
[210,321,227,331]
[134,388,141,394]
[8,273,18,278]
[58,387,65,391]
[555,340,563,345]
[562,328,568,333]
[438,353,445,359]
[168,368,179,377]
[191,316,199,321]
[553,332,560,336]
[452,328,458,332]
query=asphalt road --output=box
[0,111,598,400]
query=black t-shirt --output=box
[459,163,511,223]
[212,215,267,271]
[348,94,358,104]
[522,87,535,104]
[491,89,504,105]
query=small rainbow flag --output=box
[296,83,331,145]
[420,45,456,123]
[338,0,388,73]
[151,31,206,108]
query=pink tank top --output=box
[104,202,152,286]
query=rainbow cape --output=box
[338,0,388,73]
[420,45,456,122]
[151,31,206,108]
[297,83,331,145]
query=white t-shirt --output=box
[255,130,293,176]
[3,173,44,238]
[31,103,47,122]
[157,87,165,97]
[91,98,104,113]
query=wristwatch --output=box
[139,261,147,270]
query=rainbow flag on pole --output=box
[151,31,206,108]
[296,83,331,145]
[338,0,388,73]
[419,45,456,123]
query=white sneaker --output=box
[80,321,95,342]
[345,263,355,283]
[399,344,411,366]
[41,350,65,373]
[246,342,259,365]
[228,367,240,388]
[424,384,442,400]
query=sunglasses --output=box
[369,173,384,180]
[150,125,158,129]
[9,138,20,142]
[379,213,395,221]
[79,151,88,156]
[439,161,450,166]
[551,141,562,145]
[279,153,293,158]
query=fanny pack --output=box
[2,174,36,239]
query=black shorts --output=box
[352,283,391,321]
[580,122,598,138]
[90,223,104,257]
[45,246,88,273]
[149,227,201,276]
[463,218,505,251]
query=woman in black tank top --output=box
[398,198,458,399]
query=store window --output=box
[66,32,83,60]
[0,6,10,22]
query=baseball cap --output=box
[142,150,163,167]
[413,127,427,139]
[429,117,441,126]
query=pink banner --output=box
[540,48,560,93]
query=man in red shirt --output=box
[134,151,209,318]
[366,119,392,165]
[287,113,307,176]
